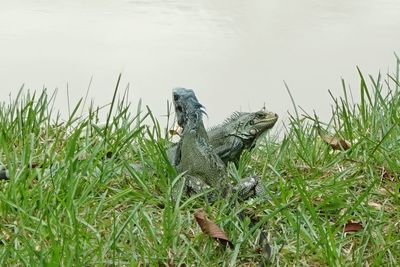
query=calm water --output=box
[1,0,399,128]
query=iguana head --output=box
[225,110,278,140]
[172,87,205,128]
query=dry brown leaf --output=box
[169,126,183,137]
[30,162,42,168]
[318,128,351,151]
[169,129,179,136]
[344,221,363,233]
[194,209,233,249]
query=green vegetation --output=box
[1,58,400,266]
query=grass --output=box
[1,57,400,266]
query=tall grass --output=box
[1,57,399,266]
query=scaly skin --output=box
[208,110,278,165]
[172,88,265,201]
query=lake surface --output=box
[1,0,399,129]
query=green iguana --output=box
[172,87,265,201]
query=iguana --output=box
[172,87,265,201]
[167,110,278,167]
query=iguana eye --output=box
[176,105,183,112]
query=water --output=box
[1,0,399,128]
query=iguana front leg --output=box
[172,174,231,202]
[186,175,218,201]
[234,175,265,200]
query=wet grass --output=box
[1,57,400,266]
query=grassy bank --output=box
[1,59,399,266]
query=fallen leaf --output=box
[29,162,41,168]
[194,209,233,249]
[169,126,183,137]
[344,221,363,233]
[169,129,179,136]
[318,128,351,151]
